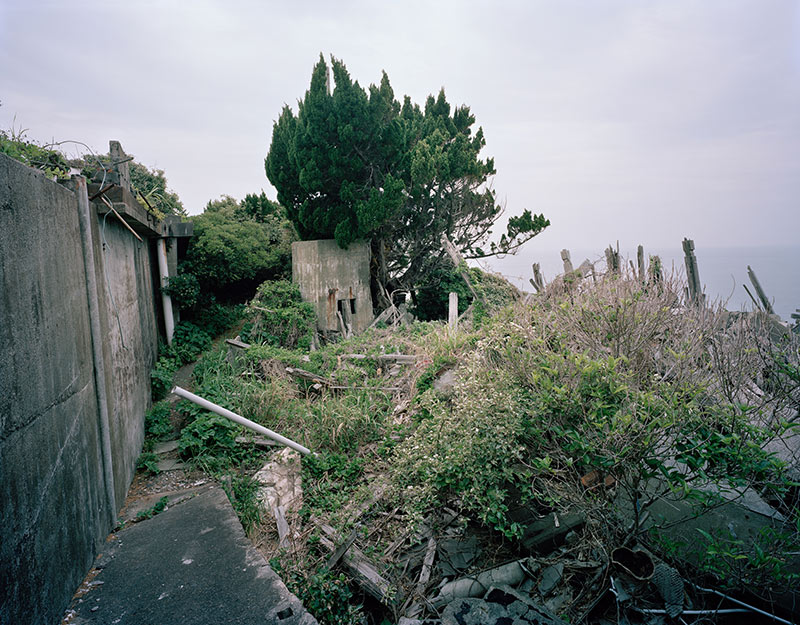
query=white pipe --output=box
[156,238,174,344]
[171,386,312,456]
[73,175,117,519]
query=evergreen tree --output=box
[266,55,548,305]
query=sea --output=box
[481,244,800,323]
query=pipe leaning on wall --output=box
[171,386,312,456]
[73,175,117,519]
[156,238,175,345]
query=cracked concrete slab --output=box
[64,486,317,625]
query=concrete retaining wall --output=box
[0,153,161,625]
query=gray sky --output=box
[2,0,799,255]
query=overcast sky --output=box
[1,1,798,256]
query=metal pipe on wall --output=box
[171,386,312,456]
[156,238,174,344]
[73,175,117,519]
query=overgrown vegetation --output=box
[180,193,296,302]
[142,267,799,623]
[0,127,70,178]
[239,280,316,349]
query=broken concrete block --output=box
[538,563,564,596]
[253,448,303,547]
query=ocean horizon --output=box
[483,243,800,323]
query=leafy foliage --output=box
[145,401,173,440]
[162,273,201,310]
[129,161,185,216]
[240,280,316,349]
[265,55,548,301]
[223,473,263,536]
[178,414,240,460]
[0,128,70,178]
[270,559,363,625]
[181,195,295,301]
[412,266,520,321]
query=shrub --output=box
[145,401,173,440]
[240,280,316,350]
[178,414,240,461]
[182,199,295,301]
[162,273,201,310]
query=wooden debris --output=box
[521,512,585,554]
[317,522,398,605]
[530,263,545,293]
[327,527,360,570]
[560,249,573,274]
[235,435,278,449]
[682,238,704,304]
[441,234,487,307]
[747,265,775,314]
[225,338,251,350]
[377,353,418,364]
[285,366,334,386]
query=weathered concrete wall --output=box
[0,153,160,625]
[292,239,373,334]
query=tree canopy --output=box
[181,193,296,301]
[266,55,548,304]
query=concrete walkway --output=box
[64,486,317,625]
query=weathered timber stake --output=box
[649,255,662,284]
[637,245,645,282]
[747,265,775,314]
[605,244,620,274]
[682,238,704,304]
[448,292,458,331]
[531,263,544,292]
[560,249,574,273]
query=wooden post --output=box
[448,292,458,331]
[747,265,775,314]
[682,238,703,304]
[649,255,662,285]
[637,245,645,282]
[560,249,573,274]
[605,245,619,274]
[530,263,544,292]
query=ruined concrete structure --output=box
[0,144,191,624]
[291,239,373,335]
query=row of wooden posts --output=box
[444,238,781,327]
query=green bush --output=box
[145,401,173,440]
[178,414,240,461]
[0,130,69,178]
[412,266,519,321]
[151,357,178,401]
[182,197,295,301]
[240,280,316,350]
[270,559,363,625]
[162,273,201,310]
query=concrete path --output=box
[64,486,317,625]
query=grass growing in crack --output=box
[135,496,169,521]
[223,472,262,536]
